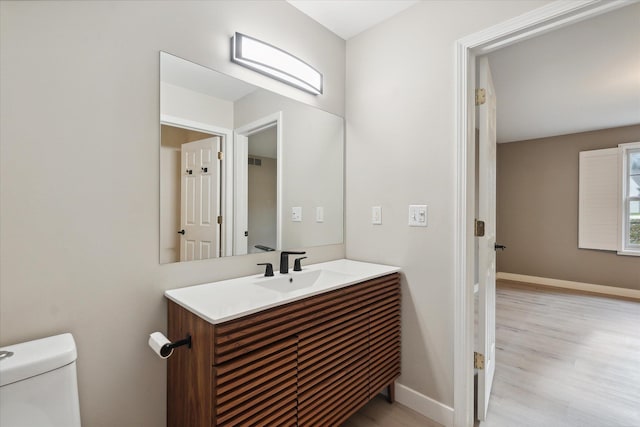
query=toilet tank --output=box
[0,333,81,427]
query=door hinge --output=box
[218,151,224,160]
[474,352,485,370]
[474,219,485,237]
[217,216,223,225]
[475,88,486,106]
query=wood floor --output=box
[341,395,443,427]
[342,281,640,427]
[482,281,640,427]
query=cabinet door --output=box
[368,278,401,398]
[297,310,370,426]
[213,337,298,426]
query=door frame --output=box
[233,111,283,256]
[452,1,634,425]
[160,114,233,256]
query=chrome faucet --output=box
[279,251,306,274]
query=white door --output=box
[477,56,497,421]
[180,137,221,261]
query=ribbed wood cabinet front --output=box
[167,272,400,427]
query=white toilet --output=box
[0,333,81,427]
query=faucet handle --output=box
[257,263,274,277]
[293,257,307,272]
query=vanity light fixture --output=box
[231,32,323,95]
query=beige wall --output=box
[345,0,550,408]
[0,1,344,426]
[497,125,640,290]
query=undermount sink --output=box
[253,269,354,293]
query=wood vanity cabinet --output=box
[167,272,400,427]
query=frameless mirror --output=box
[160,52,344,264]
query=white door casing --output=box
[180,137,221,261]
[476,56,497,421]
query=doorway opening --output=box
[233,112,283,256]
[454,2,632,426]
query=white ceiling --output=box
[286,1,639,143]
[487,2,640,143]
[160,52,257,101]
[287,0,418,40]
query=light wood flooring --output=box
[342,281,640,427]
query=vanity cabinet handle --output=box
[177,229,185,235]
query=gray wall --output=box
[0,2,344,426]
[345,0,550,409]
[497,125,640,290]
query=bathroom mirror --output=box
[160,52,344,264]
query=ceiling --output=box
[487,2,640,143]
[287,1,639,143]
[287,0,418,40]
[160,52,257,102]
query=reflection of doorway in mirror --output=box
[160,124,222,263]
[248,127,277,254]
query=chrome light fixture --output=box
[231,32,323,95]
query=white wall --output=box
[0,1,344,425]
[345,0,549,411]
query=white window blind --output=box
[578,148,619,251]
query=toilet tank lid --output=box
[0,333,77,387]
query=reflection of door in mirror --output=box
[248,126,277,254]
[160,124,222,263]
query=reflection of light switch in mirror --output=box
[408,205,427,227]
[372,206,382,225]
[291,207,302,222]
[316,207,324,223]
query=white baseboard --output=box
[496,272,640,300]
[395,383,454,427]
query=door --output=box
[180,137,221,261]
[477,56,497,421]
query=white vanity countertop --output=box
[164,259,400,325]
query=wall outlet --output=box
[372,206,382,225]
[291,206,302,222]
[408,205,427,227]
[316,206,324,223]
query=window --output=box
[621,142,640,254]
[578,142,640,256]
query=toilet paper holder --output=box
[160,335,192,358]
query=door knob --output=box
[177,229,185,235]
[494,243,506,251]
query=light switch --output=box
[316,206,324,223]
[291,206,302,222]
[372,206,382,225]
[408,205,427,227]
